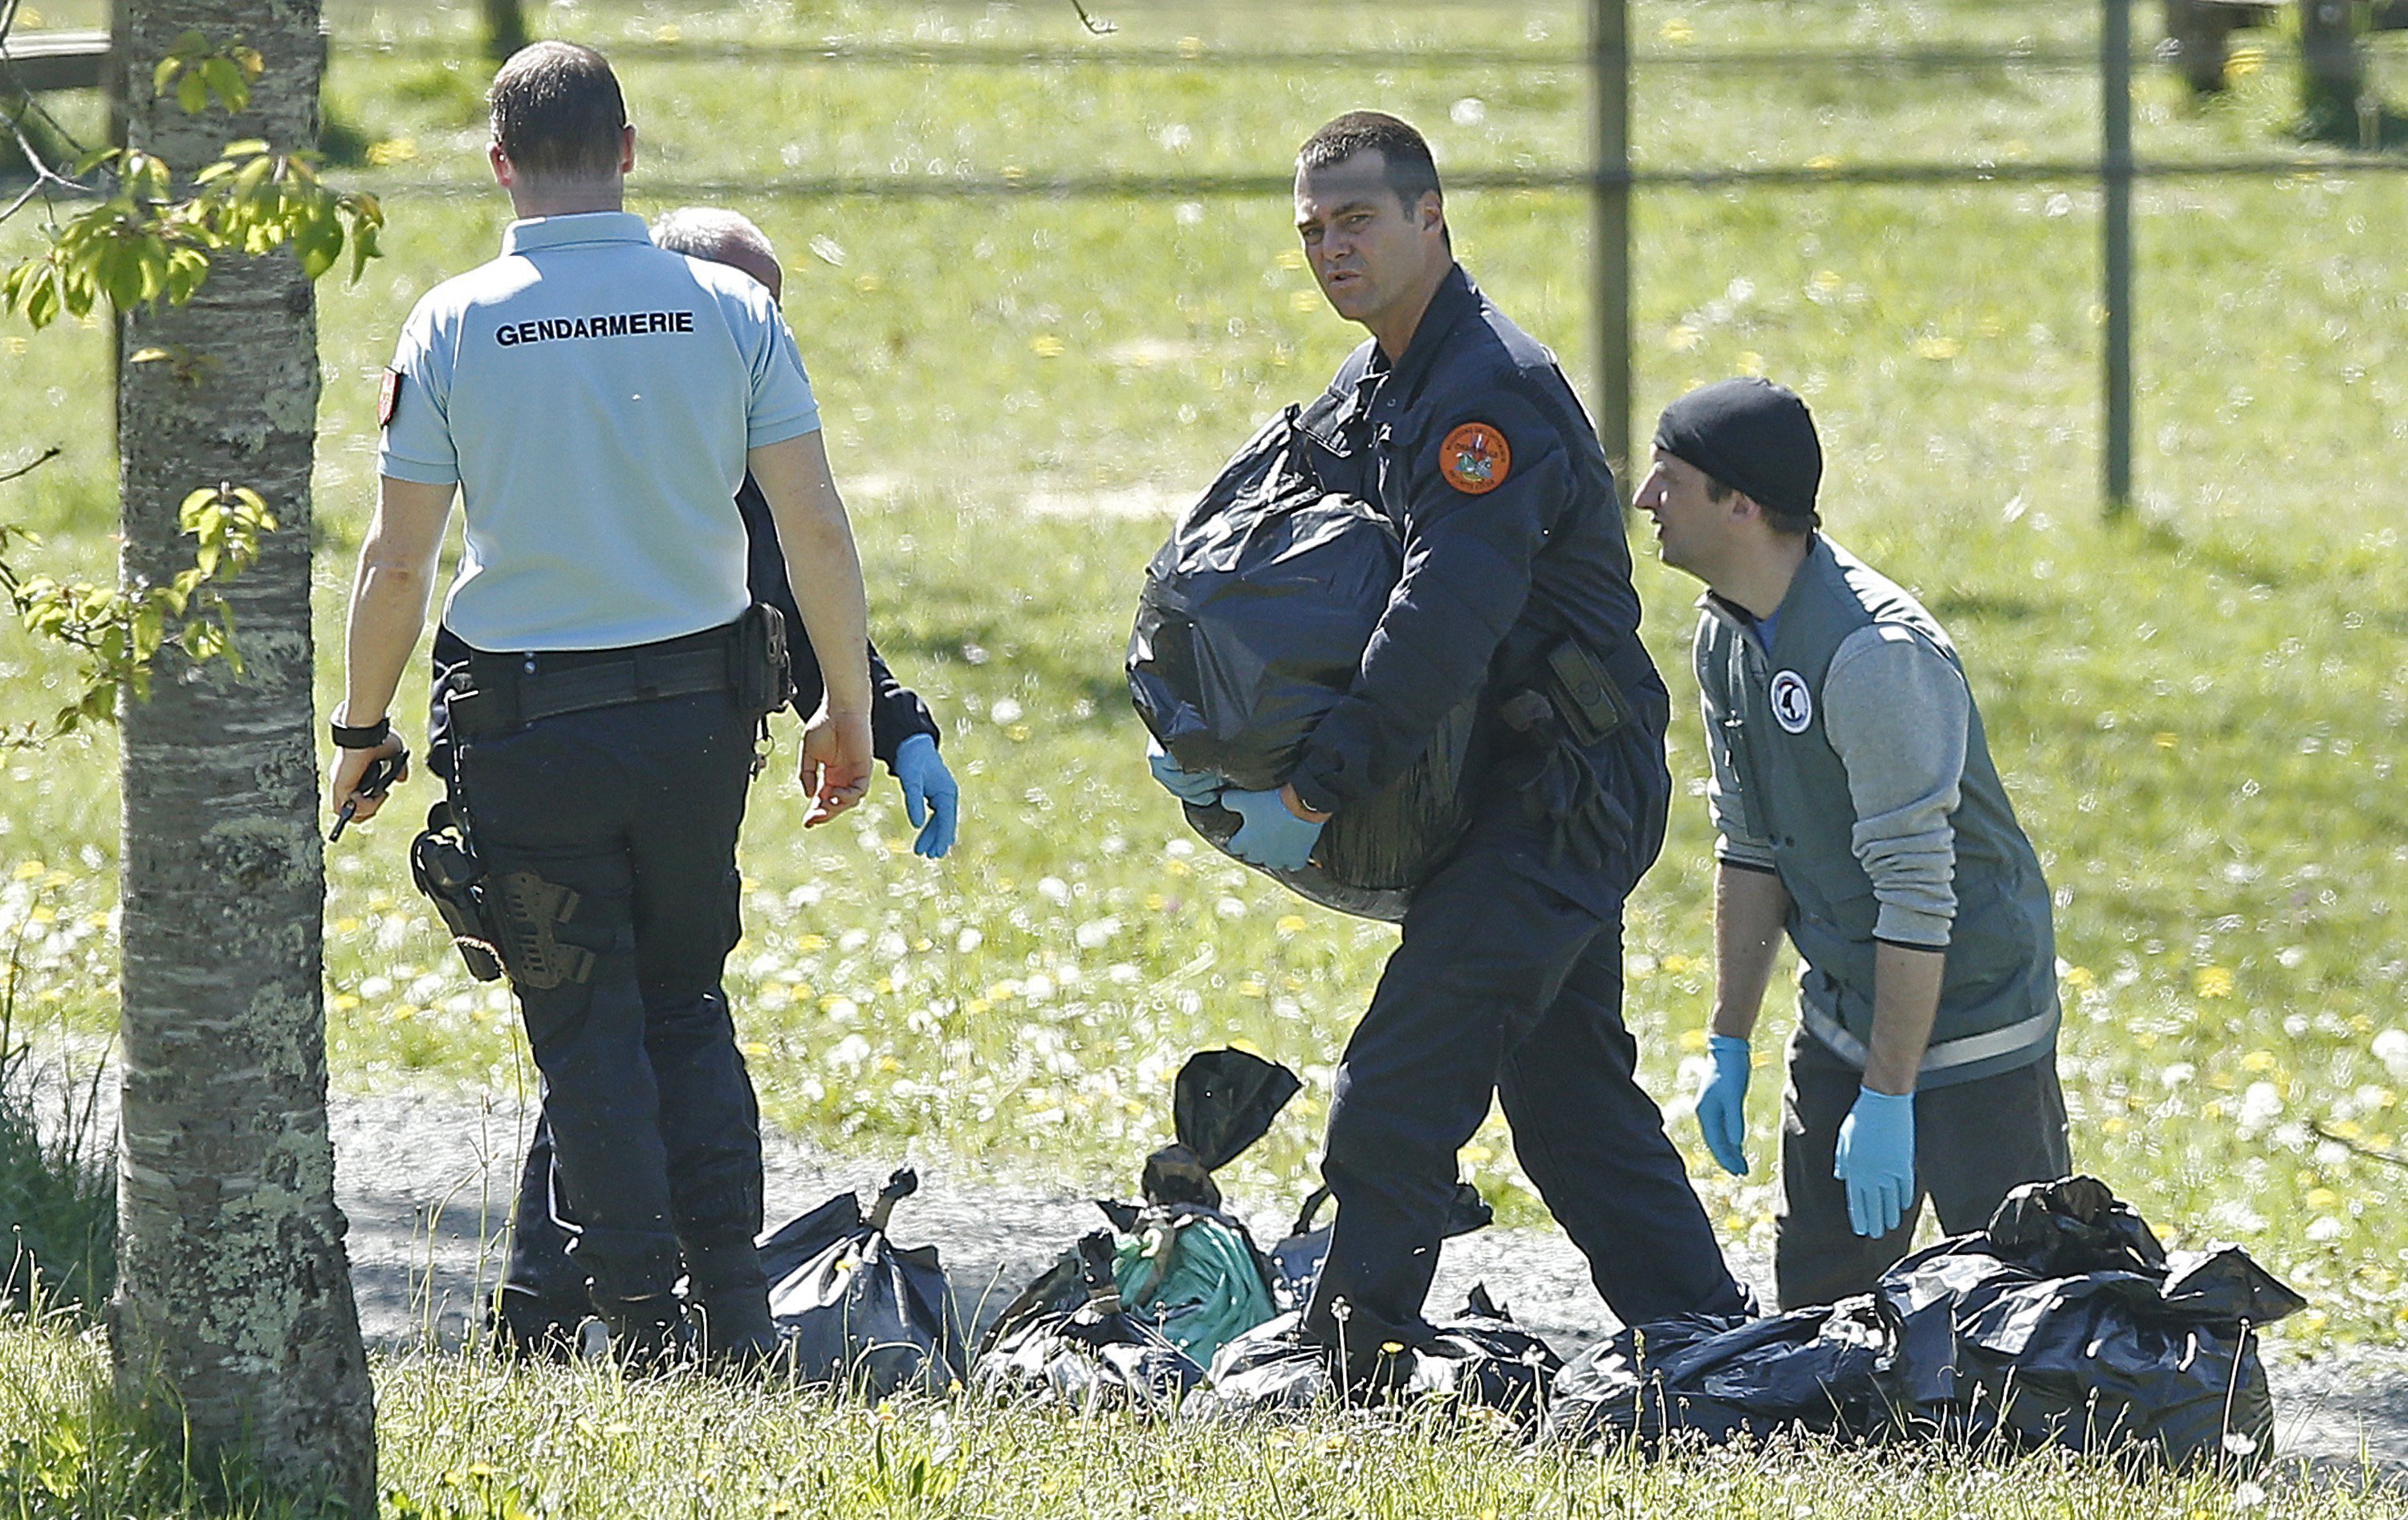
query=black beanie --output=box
[1652,377,1821,525]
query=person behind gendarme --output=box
[326,41,877,1367]
[1633,378,2071,1308]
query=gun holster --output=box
[730,602,794,719]
[1499,636,1641,871]
[409,800,505,982]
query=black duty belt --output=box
[446,634,735,739]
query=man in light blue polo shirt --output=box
[327,40,876,1368]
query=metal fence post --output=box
[2102,0,2134,517]
[1592,0,1633,485]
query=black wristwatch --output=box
[330,713,392,750]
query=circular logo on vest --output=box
[1769,669,1814,734]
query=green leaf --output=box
[152,56,183,96]
[234,153,273,198]
[176,69,209,118]
[223,138,270,158]
[130,602,163,663]
[200,57,247,115]
[23,274,59,331]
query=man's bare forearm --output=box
[1862,941,1946,1095]
[1712,862,1791,1041]
[340,477,455,724]
[750,433,872,717]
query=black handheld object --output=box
[328,746,409,843]
[409,801,505,981]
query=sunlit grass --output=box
[2,1319,2396,1518]
[2,0,2406,1348]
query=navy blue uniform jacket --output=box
[1286,265,1670,907]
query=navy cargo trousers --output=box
[1300,822,1751,1354]
[448,681,766,1311]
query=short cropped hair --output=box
[1297,111,1443,216]
[490,42,628,181]
[1705,471,1817,536]
[650,207,771,262]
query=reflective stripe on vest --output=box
[1801,998,2060,1076]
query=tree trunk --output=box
[2299,0,2366,140]
[2162,0,2235,94]
[481,0,530,63]
[110,2,376,1512]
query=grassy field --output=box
[1,1319,2397,1518]
[4,0,2408,1370]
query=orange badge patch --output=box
[1439,422,1511,494]
[377,368,401,429]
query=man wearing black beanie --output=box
[1636,377,2071,1307]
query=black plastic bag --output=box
[985,1050,1299,1364]
[1877,1175,2304,1468]
[1266,1181,1494,1315]
[1127,407,1483,920]
[971,1233,1204,1413]
[761,1167,967,1399]
[1544,1175,2304,1468]
[1194,1286,1561,1421]
[1545,1299,1894,1448]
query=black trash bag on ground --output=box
[971,1232,1204,1412]
[1546,1176,2301,1467]
[1193,1286,1561,1421]
[986,1050,1299,1364]
[761,1167,966,1398]
[1266,1181,1494,1315]
[1877,1174,2305,1468]
[1127,407,1484,920]
[1544,1299,1895,1448]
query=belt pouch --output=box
[1540,637,1635,748]
[729,602,794,718]
[446,662,521,738]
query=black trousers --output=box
[450,686,764,1305]
[1300,837,1750,1351]
[1775,1026,2072,1309]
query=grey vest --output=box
[1697,537,2058,1087]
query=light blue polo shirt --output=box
[378,210,822,651]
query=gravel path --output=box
[330,1085,2408,1482]
[21,1042,2406,1485]
[332,1086,1684,1359]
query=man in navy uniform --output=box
[330,42,876,1364]
[483,206,962,1355]
[1635,378,2068,1307]
[1153,112,1748,1362]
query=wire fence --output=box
[345,2,2408,506]
[14,2,2408,507]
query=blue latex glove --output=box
[1145,737,1223,805]
[1695,1034,1752,1177]
[1219,788,1324,872]
[892,734,958,860]
[1833,1087,1917,1238]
